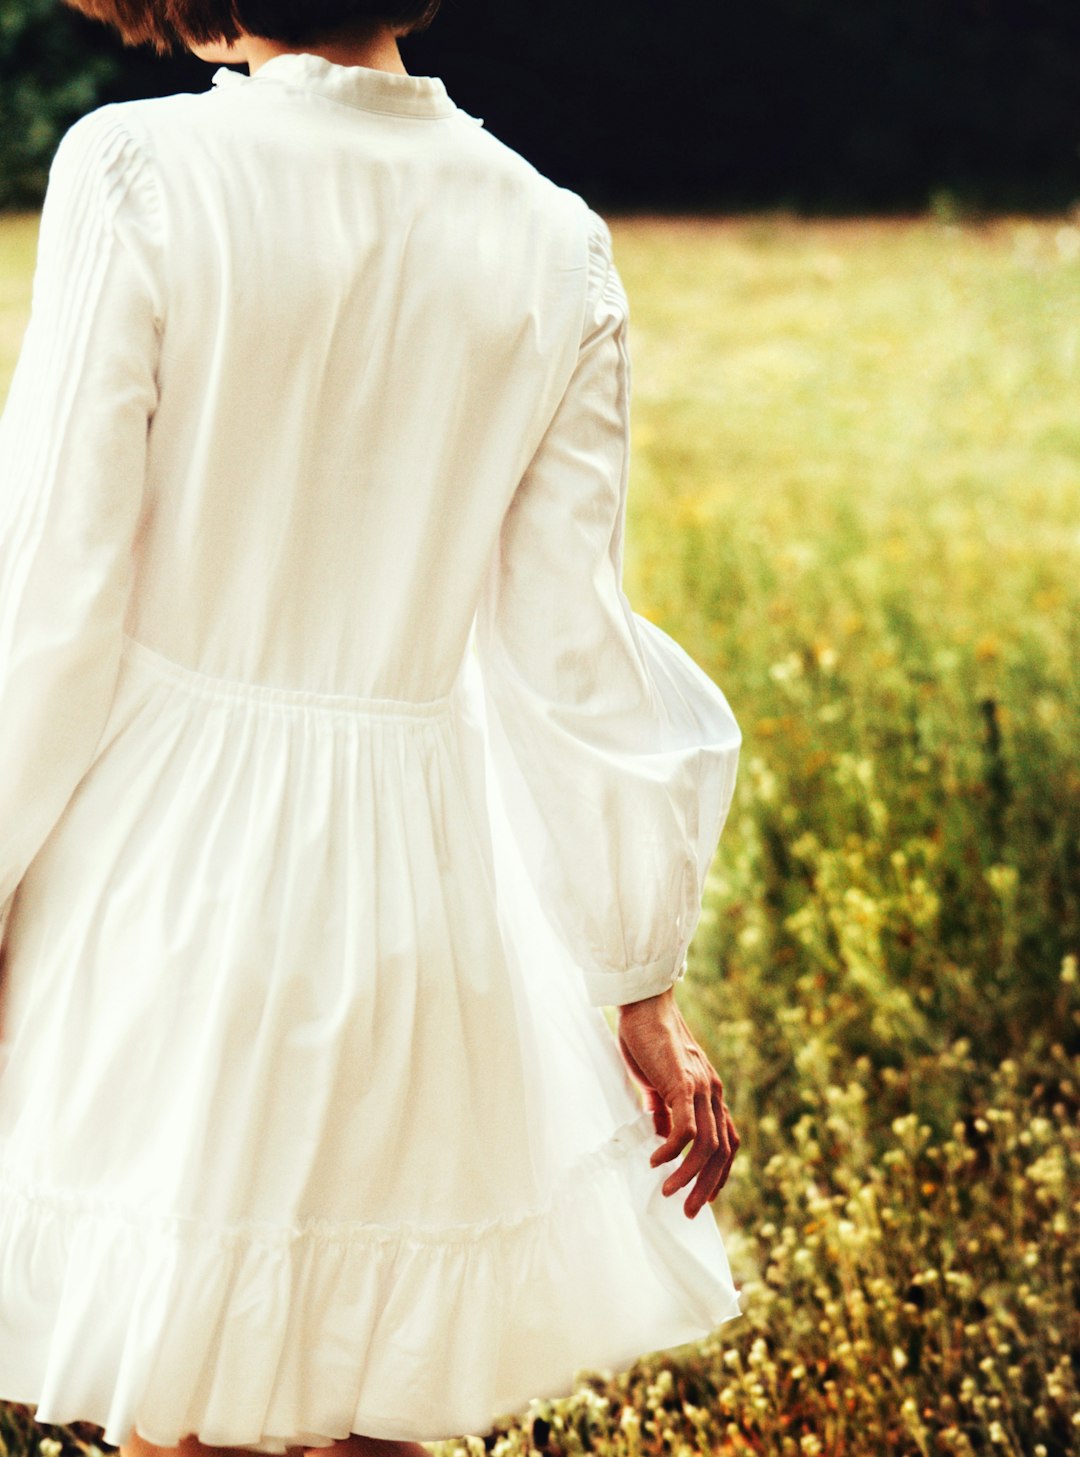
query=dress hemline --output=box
[0,1108,743,1450]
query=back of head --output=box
[59,0,443,56]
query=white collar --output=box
[211,50,465,121]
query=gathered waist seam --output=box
[118,633,457,720]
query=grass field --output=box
[0,211,1077,1457]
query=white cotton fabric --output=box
[0,51,743,1450]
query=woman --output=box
[0,3,744,1455]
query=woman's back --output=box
[123,53,588,694]
[0,45,743,1452]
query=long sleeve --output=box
[474,208,742,1008]
[0,105,163,940]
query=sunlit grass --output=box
[0,212,1077,1457]
[0,212,36,378]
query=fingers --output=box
[650,1076,741,1218]
[630,1016,741,1218]
[677,1086,727,1217]
[721,1105,740,1186]
[653,1084,725,1210]
[686,1099,740,1217]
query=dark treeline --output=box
[3,0,1080,212]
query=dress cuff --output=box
[582,945,689,1008]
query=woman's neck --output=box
[244,25,407,76]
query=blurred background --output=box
[4,0,1080,211]
[1,2,1079,1455]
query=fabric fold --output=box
[0,1108,740,1450]
[0,65,746,1449]
[474,210,741,1008]
[0,639,742,1447]
[0,106,162,915]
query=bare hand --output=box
[616,986,739,1218]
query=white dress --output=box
[0,52,743,1451]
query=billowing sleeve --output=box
[0,105,163,941]
[474,208,742,1008]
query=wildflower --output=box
[985,864,1018,897]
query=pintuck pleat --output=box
[0,636,741,1449]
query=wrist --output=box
[616,983,676,1015]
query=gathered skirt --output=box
[0,633,742,1449]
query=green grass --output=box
[1,212,1077,1457]
[0,212,37,380]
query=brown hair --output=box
[60,0,443,56]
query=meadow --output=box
[0,212,1077,1457]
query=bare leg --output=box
[305,1441,430,1457]
[119,1433,306,1457]
[118,1429,430,1457]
